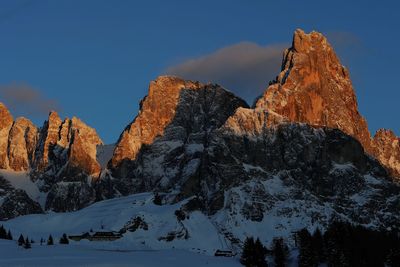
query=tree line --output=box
[241,221,400,267]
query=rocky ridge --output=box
[0,29,399,239]
[0,105,103,215]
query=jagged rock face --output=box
[34,111,64,172]
[0,103,38,171]
[65,117,103,178]
[7,117,38,171]
[0,103,14,169]
[100,77,248,197]
[211,122,400,230]
[110,76,203,174]
[372,129,400,177]
[45,181,95,212]
[0,175,43,220]
[34,112,103,179]
[256,29,372,153]
[31,112,102,212]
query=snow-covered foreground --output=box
[0,193,243,266]
[2,193,229,253]
[0,240,241,267]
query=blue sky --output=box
[0,0,398,143]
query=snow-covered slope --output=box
[2,193,230,254]
[0,239,242,267]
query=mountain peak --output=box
[255,29,372,152]
[292,29,331,53]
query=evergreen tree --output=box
[298,228,317,267]
[18,234,25,246]
[254,238,268,267]
[59,233,69,244]
[0,225,6,239]
[153,193,162,205]
[40,238,44,245]
[312,228,325,263]
[24,237,31,249]
[272,238,289,267]
[241,237,268,267]
[6,230,13,240]
[241,237,255,267]
[47,234,54,245]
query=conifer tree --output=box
[254,238,268,267]
[6,230,12,240]
[0,225,6,239]
[59,233,69,244]
[18,234,25,246]
[272,237,289,267]
[298,228,317,267]
[24,237,31,249]
[312,228,325,263]
[47,234,54,245]
[241,237,255,267]
[241,237,268,267]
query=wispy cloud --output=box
[0,82,60,117]
[164,42,287,104]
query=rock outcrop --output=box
[110,76,204,174]
[256,29,372,152]
[372,129,400,177]
[0,105,103,216]
[34,112,103,179]
[0,103,14,169]
[7,117,38,171]
[0,103,38,171]
[0,174,43,220]
[32,112,103,212]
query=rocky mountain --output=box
[0,106,103,216]
[0,29,399,244]
[256,29,400,178]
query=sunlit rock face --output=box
[0,103,14,169]
[8,117,38,171]
[256,29,372,152]
[109,76,204,173]
[372,129,400,178]
[32,112,103,212]
[0,103,38,171]
[33,112,103,178]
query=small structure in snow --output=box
[69,230,122,241]
[214,250,235,257]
